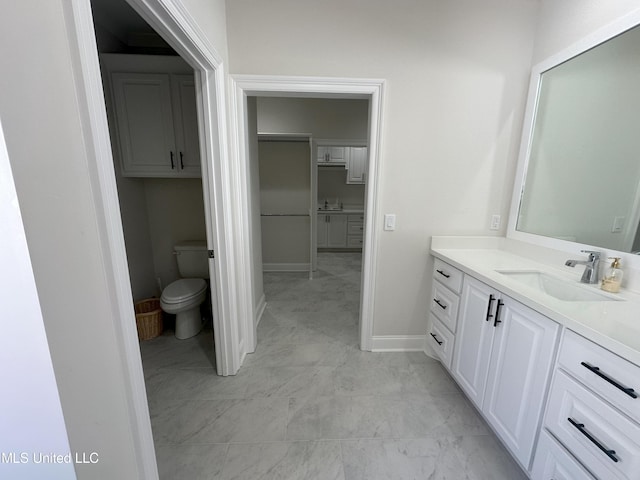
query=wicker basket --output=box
[134,298,163,340]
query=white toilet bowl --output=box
[160,278,207,339]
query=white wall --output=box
[532,0,640,64]
[144,178,207,289]
[0,0,229,477]
[256,97,369,139]
[0,118,76,480]
[227,0,540,336]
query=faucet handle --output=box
[580,250,601,260]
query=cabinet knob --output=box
[170,151,175,169]
[180,151,184,170]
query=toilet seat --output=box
[161,278,207,304]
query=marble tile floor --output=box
[140,252,527,479]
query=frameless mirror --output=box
[513,23,640,253]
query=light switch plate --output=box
[384,214,396,231]
[490,214,501,230]
[612,216,625,233]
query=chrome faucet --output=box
[565,250,601,284]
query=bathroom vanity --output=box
[429,236,640,479]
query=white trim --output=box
[255,294,267,328]
[508,8,640,272]
[64,0,241,476]
[230,75,385,353]
[371,335,427,352]
[63,2,159,477]
[263,263,311,272]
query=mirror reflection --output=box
[517,25,640,253]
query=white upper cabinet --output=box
[170,74,201,176]
[317,146,346,165]
[347,147,367,184]
[110,71,200,177]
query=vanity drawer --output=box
[559,330,640,423]
[347,214,364,222]
[545,370,640,480]
[432,258,463,294]
[430,280,459,333]
[347,236,363,248]
[347,222,364,235]
[531,430,595,480]
[428,314,455,370]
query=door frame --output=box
[229,75,385,351]
[64,0,241,477]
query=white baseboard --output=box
[255,294,266,327]
[371,335,426,352]
[263,263,310,272]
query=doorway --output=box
[230,78,385,353]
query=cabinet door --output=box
[483,296,559,468]
[317,214,328,247]
[111,73,177,176]
[451,276,499,409]
[317,146,329,163]
[326,214,347,247]
[329,146,345,162]
[171,74,201,177]
[347,147,367,184]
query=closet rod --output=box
[260,213,310,217]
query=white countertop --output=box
[430,238,640,367]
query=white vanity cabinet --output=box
[535,330,640,480]
[110,72,200,177]
[427,259,463,368]
[452,274,560,468]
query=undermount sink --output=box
[495,270,621,302]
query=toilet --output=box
[160,241,209,339]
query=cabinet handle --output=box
[494,300,504,327]
[180,152,184,170]
[485,294,495,322]
[436,269,450,279]
[567,417,619,463]
[580,362,638,399]
[430,332,443,345]
[170,151,175,169]
[433,299,447,310]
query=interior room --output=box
[3,1,640,479]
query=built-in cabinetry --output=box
[317,146,346,165]
[453,273,559,468]
[430,258,560,471]
[346,147,367,184]
[103,55,200,178]
[532,330,640,480]
[346,214,364,248]
[317,214,347,248]
[316,141,367,184]
[317,213,364,249]
[428,259,462,369]
[431,252,640,479]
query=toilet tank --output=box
[174,241,209,278]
